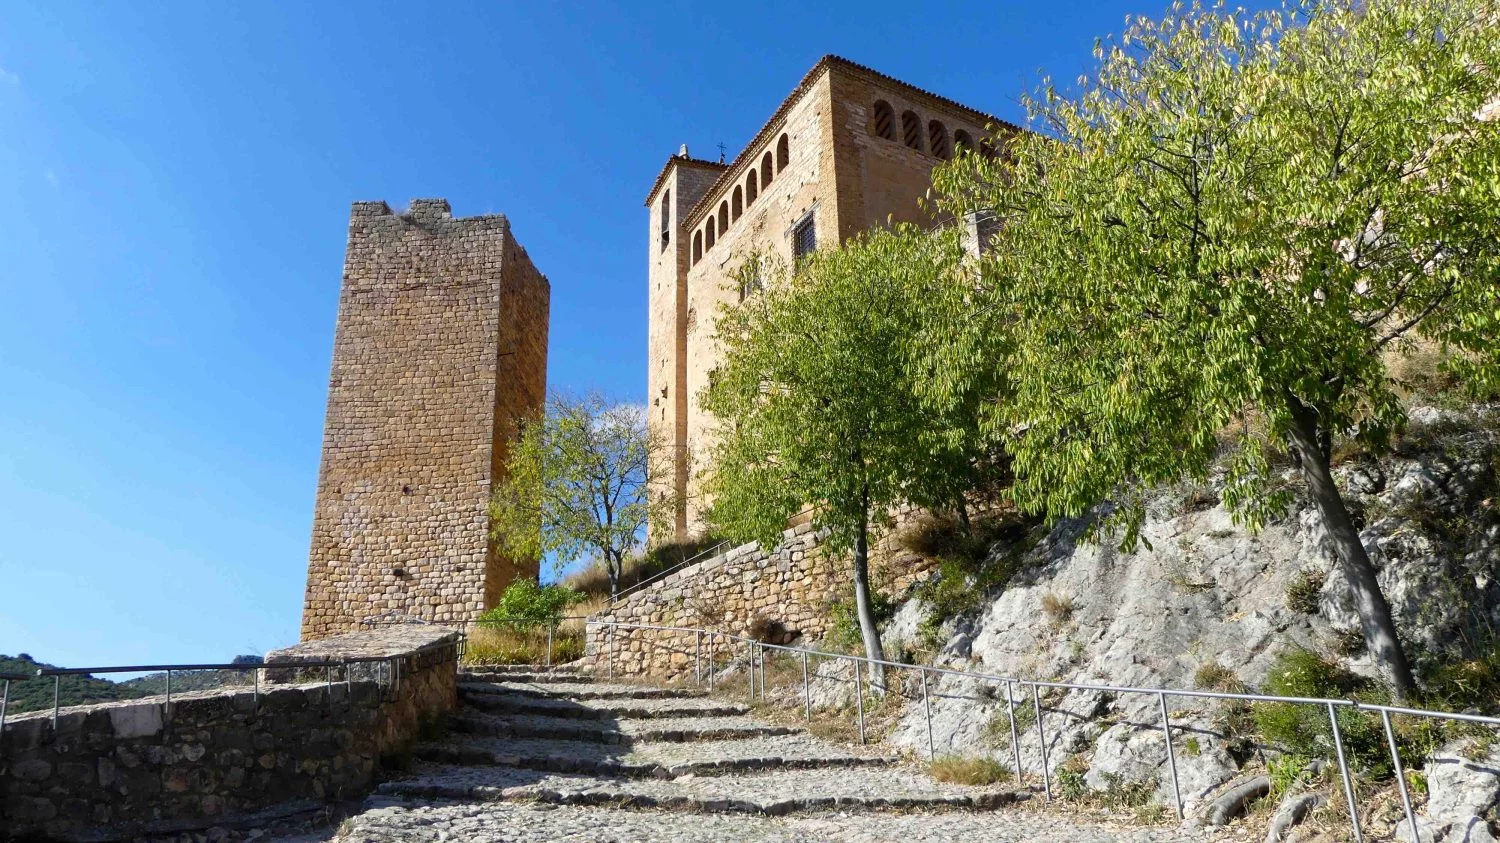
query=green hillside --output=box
[0,653,148,714]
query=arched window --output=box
[660,190,671,251]
[706,219,716,249]
[745,170,758,205]
[872,100,895,140]
[692,230,702,264]
[979,139,997,160]
[718,201,729,233]
[761,153,774,188]
[732,186,743,222]
[776,134,789,173]
[901,111,923,151]
[928,121,950,160]
[953,130,974,155]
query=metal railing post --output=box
[325,665,333,710]
[52,675,60,730]
[165,669,173,722]
[547,624,554,668]
[695,631,702,685]
[921,668,935,760]
[1327,702,1363,842]
[254,667,261,715]
[746,640,754,701]
[609,627,616,679]
[708,633,715,691]
[1032,683,1052,801]
[1006,680,1023,782]
[1158,692,1183,819]
[1381,709,1419,843]
[854,658,866,745]
[758,645,766,696]
[801,651,811,721]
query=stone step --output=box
[458,690,749,720]
[460,668,594,684]
[450,711,801,744]
[457,680,702,700]
[412,734,895,779]
[378,763,1025,815]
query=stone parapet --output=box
[0,627,459,841]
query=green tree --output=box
[931,0,1500,700]
[489,392,671,599]
[702,229,994,687]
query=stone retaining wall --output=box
[588,522,937,680]
[0,626,459,841]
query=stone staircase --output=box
[330,665,1219,842]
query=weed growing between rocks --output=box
[983,697,1037,749]
[904,509,1048,649]
[1285,569,1327,615]
[928,756,1013,785]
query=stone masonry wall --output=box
[302,198,549,639]
[0,627,458,841]
[588,522,938,681]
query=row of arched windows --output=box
[691,133,790,265]
[870,99,978,161]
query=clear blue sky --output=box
[1,1,1165,667]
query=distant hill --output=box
[0,653,147,713]
[1,653,263,713]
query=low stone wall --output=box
[0,626,458,841]
[589,522,937,680]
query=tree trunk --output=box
[956,499,973,536]
[607,550,620,601]
[853,482,887,695]
[1284,393,1419,702]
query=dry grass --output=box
[464,623,584,666]
[1040,591,1075,626]
[928,756,1013,785]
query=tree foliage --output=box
[931,0,1500,699]
[702,227,1000,681]
[489,392,671,598]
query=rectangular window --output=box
[660,190,671,251]
[792,214,816,261]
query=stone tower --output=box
[301,198,550,640]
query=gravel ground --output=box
[417,733,893,776]
[459,691,749,719]
[328,801,1226,843]
[378,762,1020,811]
[459,680,699,699]
[452,711,800,743]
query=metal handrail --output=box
[0,637,463,742]
[610,507,821,604]
[584,618,1500,843]
[609,540,733,603]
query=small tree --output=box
[489,392,670,599]
[932,0,1500,700]
[702,229,994,688]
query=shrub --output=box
[1056,755,1091,800]
[1420,622,1500,714]
[1254,648,1394,779]
[828,592,894,653]
[478,579,584,627]
[907,510,1048,637]
[1285,570,1326,615]
[928,756,1013,785]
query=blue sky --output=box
[2,1,1166,668]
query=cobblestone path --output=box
[326,665,1226,843]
